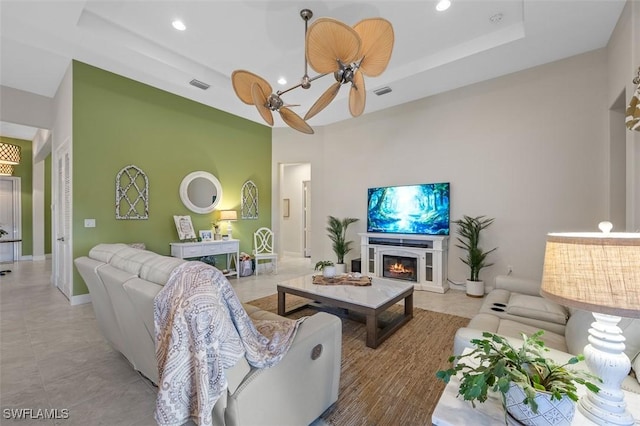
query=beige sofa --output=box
[74,243,342,426]
[454,275,640,393]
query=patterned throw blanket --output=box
[154,262,304,426]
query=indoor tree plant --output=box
[436,331,601,425]
[326,216,359,274]
[314,260,336,278]
[453,215,497,297]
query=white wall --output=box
[607,0,640,231]
[274,49,611,286]
[0,86,53,130]
[281,163,310,256]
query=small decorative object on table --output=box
[199,230,213,241]
[312,274,371,286]
[436,330,601,425]
[314,260,336,278]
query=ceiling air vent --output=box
[373,86,392,96]
[189,79,210,90]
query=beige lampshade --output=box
[0,143,21,165]
[219,210,237,221]
[541,232,640,318]
[0,163,14,176]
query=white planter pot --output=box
[466,279,485,297]
[505,382,575,425]
[335,263,346,275]
[322,266,336,278]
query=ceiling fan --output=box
[231,9,394,135]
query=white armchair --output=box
[253,227,277,275]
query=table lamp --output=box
[541,222,640,425]
[219,210,237,239]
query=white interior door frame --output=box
[0,177,22,262]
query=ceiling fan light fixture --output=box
[436,0,451,12]
[231,9,394,134]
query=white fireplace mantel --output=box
[359,232,449,293]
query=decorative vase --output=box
[323,266,336,278]
[466,279,485,297]
[335,263,346,275]
[505,382,575,426]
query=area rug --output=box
[247,294,470,426]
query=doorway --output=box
[280,163,311,257]
[53,141,72,299]
[0,177,21,263]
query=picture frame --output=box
[199,230,213,241]
[283,198,290,218]
[173,215,196,240]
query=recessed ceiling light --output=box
[172,20,186,31]
[277,77,287,85]
[436,0,451,12]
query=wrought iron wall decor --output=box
[241,180,258,219]
[116,165,149,219]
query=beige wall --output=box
[274,49,612,286]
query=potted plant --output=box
[436,331,600,425]
[315,260,336,278]
[453,215,497,297]
[326,216,359,274]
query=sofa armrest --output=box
[225,312,342,426]
[495,275,541,297]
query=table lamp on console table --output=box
[541,222,640,425]
[219,210,238,239]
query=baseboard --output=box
[45,253,52,259]
[71,293,92,305]
[18,255,33,261]
[32,255,46,261]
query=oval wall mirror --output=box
[179,171,223,214]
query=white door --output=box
[0,177,20,262]
[53,142,72,299]
[303,180,311,257]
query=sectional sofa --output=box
[74,243,342,426]
[453,275,640,393]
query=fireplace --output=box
[382,255,418,282]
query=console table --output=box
[170,240,240,279]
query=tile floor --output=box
[0,257,481,426]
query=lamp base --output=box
[579,313,634,426]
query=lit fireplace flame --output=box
[389,262,413,274]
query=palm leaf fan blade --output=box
[279,107,314,134]
[349,71,366,117]
[250,83,274,126]
[305,82,341,120]
[353,18,394,77]
[232,70,272,105]
[306,18,361,74]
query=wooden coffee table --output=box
[277,275,413,348]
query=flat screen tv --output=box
[367,182,450,235]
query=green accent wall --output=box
[72,61,272,295]
[1,137,33,256]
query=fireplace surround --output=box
[359,233,449,293]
